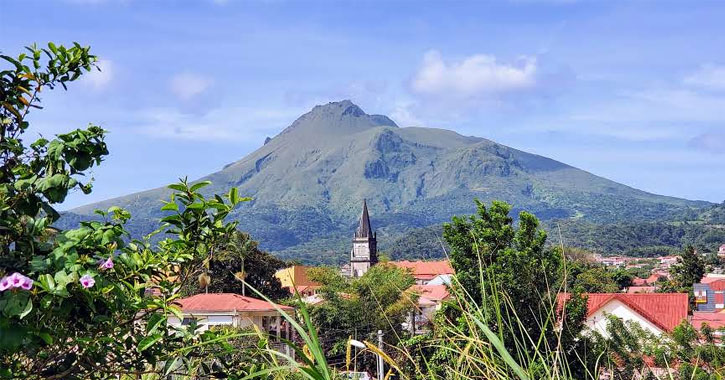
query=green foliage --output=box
[0,43,258,379]
[442,200,566,352]
[181,230,289,301]
[661,245,706,294]
[307,264,416,373]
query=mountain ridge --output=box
[58,100,711,263]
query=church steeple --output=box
[350,199,378,278]
[355,199,373,238]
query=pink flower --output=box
[99,257,114,270]
[0,273,33,291]
[80,274,95,289]
[8,273,23,287]
[20,277,33,290]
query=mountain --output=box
[57,100,711,264]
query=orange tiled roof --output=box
[708,280,725,291]
[692,312,725,330]
[627,286,656,293]
[175,293,293,313]
[558,293,688,333]
[410,285,450,301]
[389,260,454,280]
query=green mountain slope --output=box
[57,100,711,263]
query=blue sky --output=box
[2,0,724,208]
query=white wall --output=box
[586,299,664,337]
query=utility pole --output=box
[377,330,384,380]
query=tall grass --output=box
[237,246,676,380]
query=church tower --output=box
[350,199,377,278]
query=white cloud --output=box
[390,102,424,127]
[133,106,303,142]
[169,73,213,101]
[684,64,725,90]
[82,59,113,90]
[410,50,537,98]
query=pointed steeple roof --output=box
[355,199,373,238]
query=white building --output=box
[168,293,294,337]
[559,293,689,337]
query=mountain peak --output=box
[280,100,398,136]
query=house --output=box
[691,312,725,340]
[389,260,454,285]
[168,293,294,336]
[719,244,725,257]
[598,256,629,267]
[558,293,689,337]
[407,284,450,332]
[274,265,321,297]
[658,256,679,269]
[627,286,656,293]
[631,274,662,286]
[693,279,725,311]
[427,274,453,286]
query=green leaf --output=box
[160,202,179,212]
[137,333,162,352]
[189,180,211,192]
[3,293,32,319]
[167,183,186,192]
[228,187,239,204]
[146,313,166,335]
[37,331,53,345]
[185,202,204,210]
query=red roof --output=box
[709,280,725,291]
[692,312,725,330]
[627,286,656,293]
[701,276,725,284]
[558,293,688,332]
[390,260,454,281]
[410,285,450,301]
[632,274,661,286]
[716,293,725,305]
[175,293,293,313]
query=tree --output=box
[307,264,416,373]
[573,267,621,293]
[665,245,705,292]
[0,43,251,379]
[442,200,571,352]
[183,230,289,301]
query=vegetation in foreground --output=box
[3,42,725,380]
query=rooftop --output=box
[389,260,454,280]
[559,292,689,332]
[174,293,293,313]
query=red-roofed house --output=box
[169,293,294,335]
[632,274,662,286]
[390,260,454,285]
[558,293,689,337]
[692,312,725,332]
[627,286,656,293]
[719,244,725,257]
[407,284,451,332]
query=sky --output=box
[2,0,724,209]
